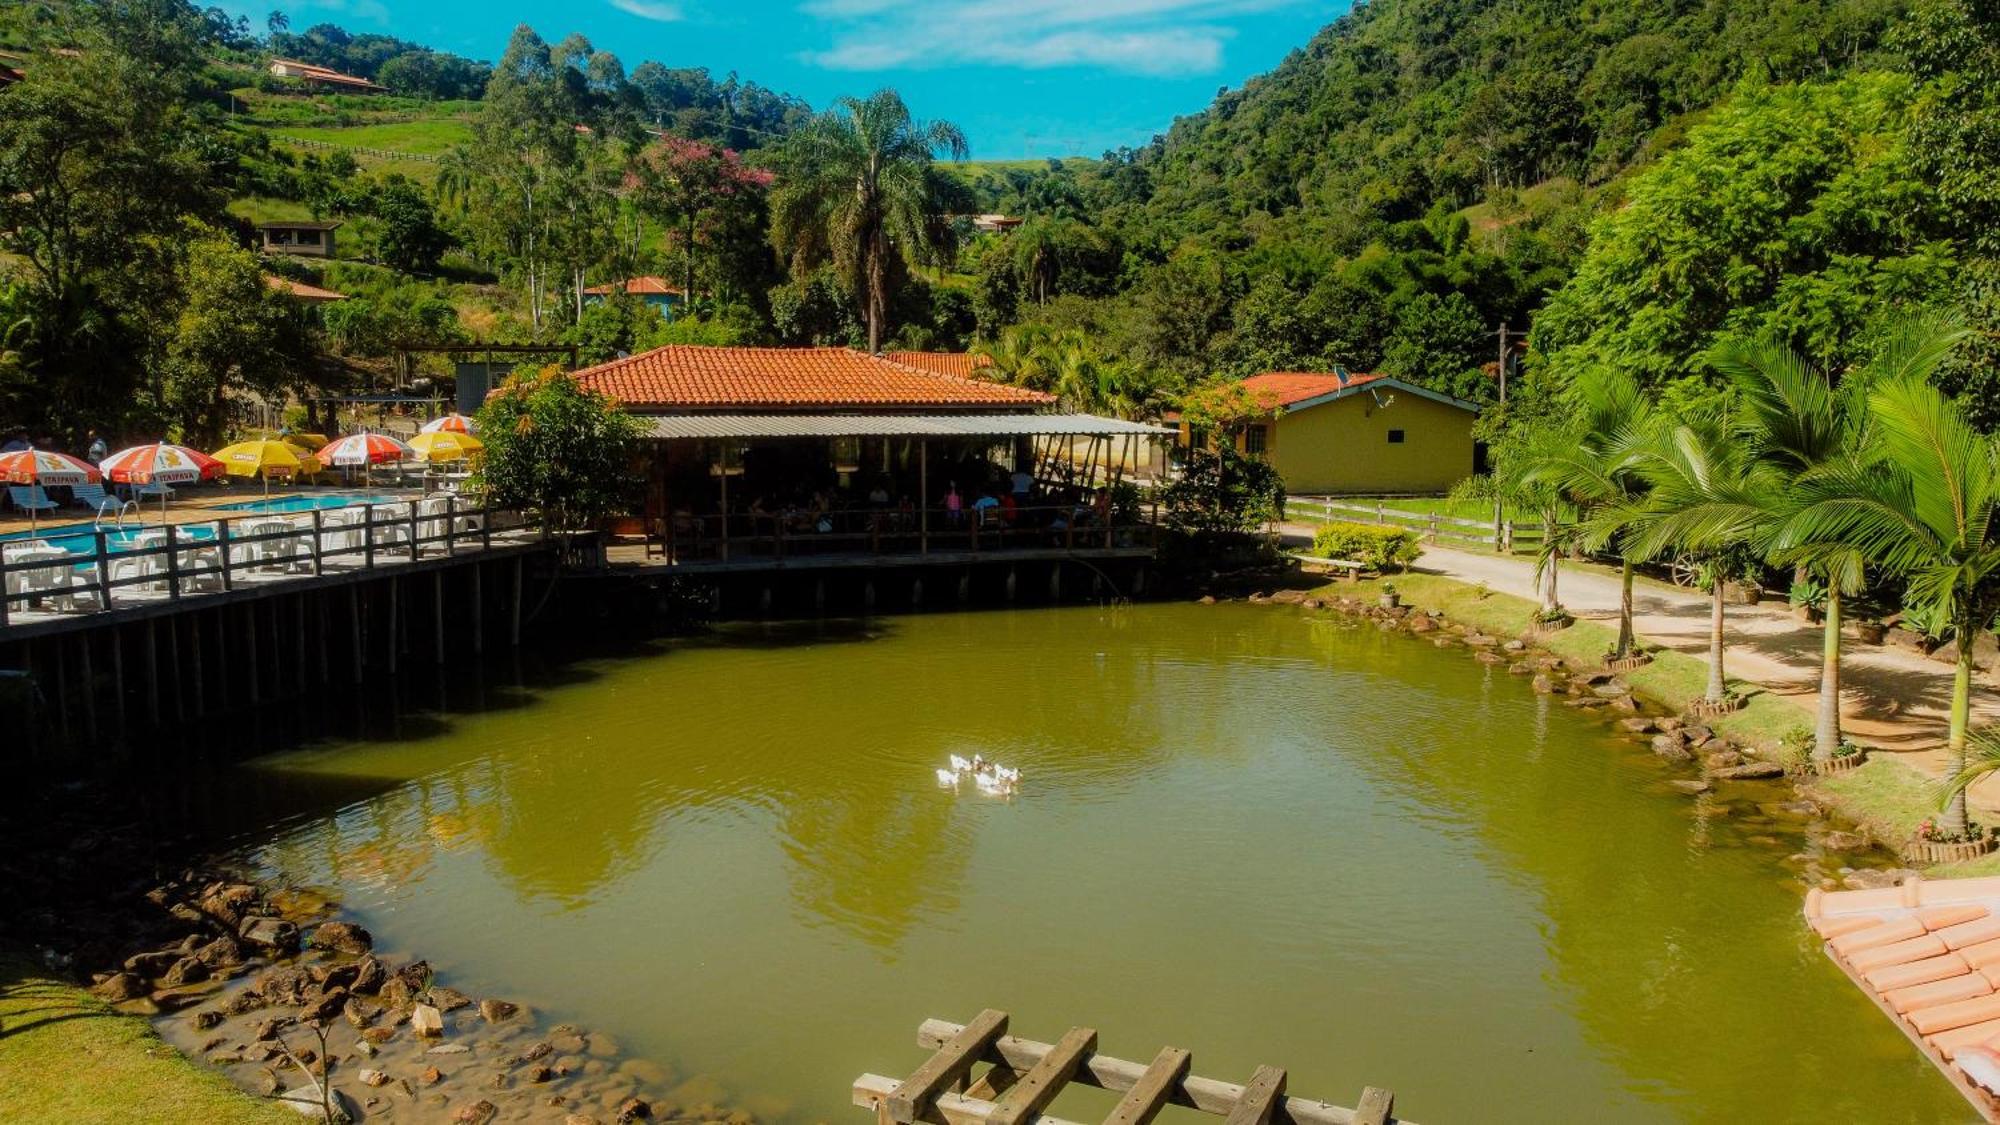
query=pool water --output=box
[0,492,406,556]
[157,603,1968,1123]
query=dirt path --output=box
[1283,525,2000,794]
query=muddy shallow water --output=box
[151,602,1968,1122]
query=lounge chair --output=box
[72,482,124,518]
[133,481,175,503]
[7,485,56,516]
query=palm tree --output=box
[1528,366,1653,659]
[1781,350,2000,837]
[1608,412,1780,706]
[769,90,968,353]
[1722,319,1964,761]
[1492,417,1577,620]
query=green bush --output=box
[1311,521,1421,572]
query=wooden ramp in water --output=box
[854,1012,1411,1125]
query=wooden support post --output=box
[317,589,330,685]
[510,556,523,647]
[294,594,307,693]
[433,571,446,665]
[110,624,126,737]
[887,1010,1009,1123]
[190,611,205,717]
[1352,1088,1394,1125]
[245,603,260,705]
[919,439,929,555]
[957,571,970,603]
[1104,1047,1190,1125]
[386,578,400,674]
[911,577,923,606]
[350,587,364,685]
[144,619,159,726]
[1006,567,1017,601]
[470,564,484,656]
[168,613,184,722]
[1223,1067,1287,1125]
[1049,564,1061,601]
[53,638,71,745]
[759,586,773,615]
[814,578,826,613]
[863,581,876,609]
[988,1027,1095,1125]
[719,469,730,562]
[78,633,96,745]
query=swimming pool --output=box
[1,492,409,556]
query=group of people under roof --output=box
[672,464,1122,545]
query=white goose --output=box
[935,768,961,789]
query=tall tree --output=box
[769,89,967,353]
[1531,366,1653,658]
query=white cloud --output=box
[608,0,684,21]
[802,0,1290,74]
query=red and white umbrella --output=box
[99,442,220,485]
[0,448,102,532]
[0,448,102,486]
[320,431,413,467]
[99,442,220,521]
[420,414,479,435]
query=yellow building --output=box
[1184,371,1483,496]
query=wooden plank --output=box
[989,1027,1096,1125]
[1351,1088,1394,1125]
[888,1009,1009,1123]
[1102,1047,1190,1125]
[854,1075,1077,1125]
[916,1020,1404,1125]
[1224,1067,1286,1125]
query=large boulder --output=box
[311,921,372,955]
[1710,760,1785,781]
[160,956,210,989]
[238,916,300,955]
[91,972,147,1001]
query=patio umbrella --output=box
[319,431,413,467]
[212,439,309,497]
[407,431,484,463]
[100,442,221,521]
[0,448,101,533]
[420,414,478,435]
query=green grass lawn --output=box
[0,957,292,1124]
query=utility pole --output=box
[1497,322,1512,405]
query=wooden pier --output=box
[855,1013,1408,1125]
[0,500,555,753]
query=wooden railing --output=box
[650,501,1162,565]
[1289,496,1545,554]
[0,498,536,627]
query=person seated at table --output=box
[971,489,1000,518]
[1010,467,1033,503]
[896,494,915,530]
[999,491,1019,524]
[868,480,890,507]
[943,482,964,526]
[1092,487,1113,525]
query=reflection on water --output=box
[155,604,1967,1123]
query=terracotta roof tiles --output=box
[884,351,995,378]
[571,346,1052,411]
[1239,370,1387,408]
[583,276,685,297]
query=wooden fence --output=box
[272,134,444,164]
[1288,497,1545,555]
[855,1012,1409,1125]
[0,497,535,629]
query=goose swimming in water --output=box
[935,768,961,789]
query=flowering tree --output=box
[627,136,774,308]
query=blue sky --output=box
[233,0,1346,157]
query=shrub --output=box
[1159,446,1285,535]
[1311,521,1421,572]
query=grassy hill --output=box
[227,88,476,185]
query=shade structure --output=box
[407,431,484,463]
[100,443,220,485]
[319,431,412,467]
[0,448,102,486]
[420,414,478,435]
[0,448,101,533]
[213,439,311,496]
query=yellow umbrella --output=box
[282,441,325,478]
[408,431,484,463]
[212,439,308,495]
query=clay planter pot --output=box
[1686,695,1747,719]
[1904,836,1997,865]
[1378,593,1400,610]
[1605,652,1654,673]
[1855,621,1888,645]
[1813,752,1866,776]
[1725,582,1762,606]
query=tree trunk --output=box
[1814,584,1843,763]
[1706,576,1727,704]
[1616,556,1635,658]
[1540,550,1560,614]
[1943,624,1976,838]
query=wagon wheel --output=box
[1667,554,1703,588]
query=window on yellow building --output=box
[1243,424,1267,455]
[1387,429,1406,444]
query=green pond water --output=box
[196,602,1968,1122]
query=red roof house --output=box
[571,346,1052,414]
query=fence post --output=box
[364,505,375,569]
[445,496,457,556]
[1428,512,1440,543]
[0,552,9,627]
[95,530,112,610]
[408,505,420,560]
[311,509,324,576]
[218,520,233,591]
[165,525,182,600]
[1493,500,1504,553]
[481,506,492,550]
[1376,499,1384,525]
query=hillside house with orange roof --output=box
[268,58,387,94]
[566,345,1171,569]
[1179,369,1483,495]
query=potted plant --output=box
[1378,582,1400,610]
[1789,576,1826,624]
[1855,619,1888,645]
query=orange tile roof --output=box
[884,351,995,378]
[1240,370,1386,408]
[583,276,685,297]
[572,346,1054,411]
[264,275,347,302]
[1806,875,2000,1118]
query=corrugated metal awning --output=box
[640,413,1176,440]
